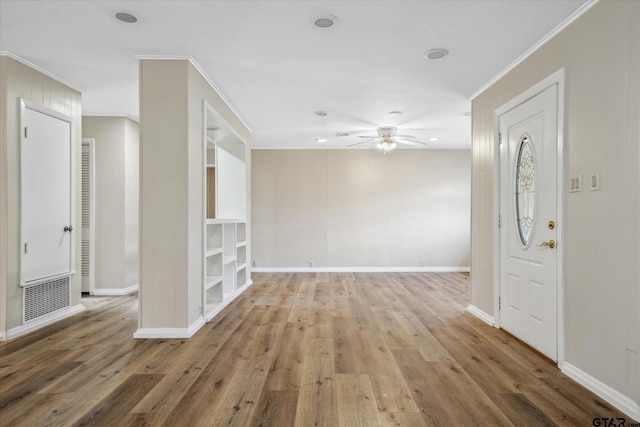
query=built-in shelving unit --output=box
[203,219,247,319]
[202,101,250,322]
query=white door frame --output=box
[81,138,96,295]
[492,69,566,365]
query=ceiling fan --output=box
[348,126,428,153]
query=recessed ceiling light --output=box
[389,111,403,116]
[316,138,327,143]
[115,11,138,23]
[424,48,449,60]
[314,110,328,117]
[429,137,439,142]
[314,15,338,29]
[336,132,350,137]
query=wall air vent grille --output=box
[82,149,91,228]
[24,276,71,322]
[81,240,90,276]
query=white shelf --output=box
[205,276,223,290]
[206,302,221,313]
[236,241,246,248]
[236,263,247,272]
[223,256,235,265]
[205,218,245,225]
[206,163,216,168]
[205,247,223,257]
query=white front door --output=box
[499,84,559,360]
[20,102,73,284]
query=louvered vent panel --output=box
[24,277,70,322]
[82,149,91,228]
[81,240,90,276]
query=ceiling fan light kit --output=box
[347,126,428,152]
[376,137,397,154]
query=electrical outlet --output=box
[309,260,314,268]
[252,260,258,268]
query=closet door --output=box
[20,101,73,284]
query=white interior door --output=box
[20,102,73,284]
[499,84,558,360]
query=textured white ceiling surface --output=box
[0,1,589,149]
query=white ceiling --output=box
[0,0,589,149]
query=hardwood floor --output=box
[0,272,632,426]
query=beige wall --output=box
[139,60,189,329]
[0,55,82,332]
[139,59,250,330]
[252,149,470,269]
[82,116,139,292]
[471,0,639,406]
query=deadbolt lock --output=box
[548,220,555,230]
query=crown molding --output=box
[469,0,599,100]
[0,51,83,93]
[135,55,253,133]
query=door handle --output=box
[537,239,555,249]
[64,225,73,232]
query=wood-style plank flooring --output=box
[0,272,632,426]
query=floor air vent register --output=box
[23,276,71,323]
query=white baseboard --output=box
[133,316,205,339]
[252,267,470,273]
[466,304,496,326]
[133,281,254,339]
[93,284,138,296]
[5,304,85,341]
[0,330,6,342]
[560,362,640,421]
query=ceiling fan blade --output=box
[348,139,375,147]
[396,138,428,147]
[396,134,417,139]
[357,135,378,139]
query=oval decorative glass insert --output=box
[515,137,535,245]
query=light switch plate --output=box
[569,175,582,193]
[590,172,600,191]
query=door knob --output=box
[537,239,555,249]
[63,225,73,232]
